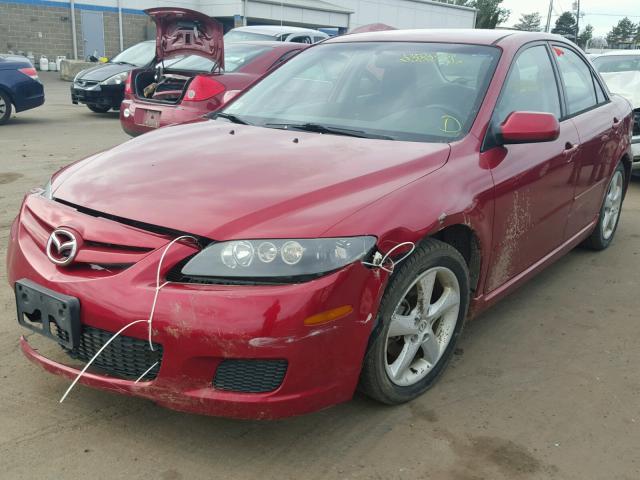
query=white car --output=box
[224,25,329,44]
[590,50,640,170]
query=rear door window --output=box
[594,75,607,104]
[552,45,598,115]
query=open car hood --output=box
[145,7,224,69]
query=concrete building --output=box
[0,0,476,61]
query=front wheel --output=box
[583,161,626,250]
[0,90,12,124]
[359,238,469,405]
[87,104,111,113]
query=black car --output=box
[0,54,44,124]
[71,40,155,113]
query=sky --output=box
[500,0,640,37]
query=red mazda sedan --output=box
[7,29,633,419]
[120,8,307,136]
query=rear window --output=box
[592,55,640,73]
[224,30,275,43]
[167,44,271,73]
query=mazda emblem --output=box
[46,229,78,266]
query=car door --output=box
[550,44,622,237]
[484,43,581,292]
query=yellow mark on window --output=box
[440,115,462,135]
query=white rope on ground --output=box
[59,235,200,403]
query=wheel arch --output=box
[620,153,632,195]
[0,84,15,106]
[423,223,482,293]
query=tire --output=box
[583,161,626,250]
[0,90,12,125]
[87,104,111,113]
[359,238,470,405]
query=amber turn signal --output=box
[303,305,354,326]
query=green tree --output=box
[551,12,577,39]
[448,0,510,29]
[606,17,637,45]
[513,12,542,32]
[577,24,593,49]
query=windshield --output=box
[223,42,500,142]
[167,44,272,72]
[592,55,640,73]
[225,30,276,43]
[111,41,155,67]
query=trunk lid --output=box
[145,7,224,69]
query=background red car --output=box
[120,8,307,136]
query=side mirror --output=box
[499,111,560,144]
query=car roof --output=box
[589,50,640,58]
[328,28,567,47]
[226,40,304,49]
[229,25,328,37]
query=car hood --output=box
[145,7,224,68]
[601,71,640,108]
[52,121,450,240]
[76,62,132,82]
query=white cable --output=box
[147,235,198,351]
[134,361,159,384]
[59,235,200,403]
[361,241,416,274]
[59,319,148,403]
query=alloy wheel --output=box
[0,95,6,116]
[602,170,624,240]
[385,266,461,386]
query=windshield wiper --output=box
[264,122,394,140]
[211,112,251,124]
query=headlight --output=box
[42,178,52,200]
[101,71,129,86]
[181,236,376,280]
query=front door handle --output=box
[613,117,622,127]
[564,142,580,155]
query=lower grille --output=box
[57,325,163,381]
[214,359,288,393]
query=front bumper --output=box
[71,82,123,109]
[6,195,386,419]
[632,136,639,169]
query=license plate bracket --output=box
[140,109,161,128]
[15,279,80,350]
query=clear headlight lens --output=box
[181,236,376,279]
[101,71,129,86]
